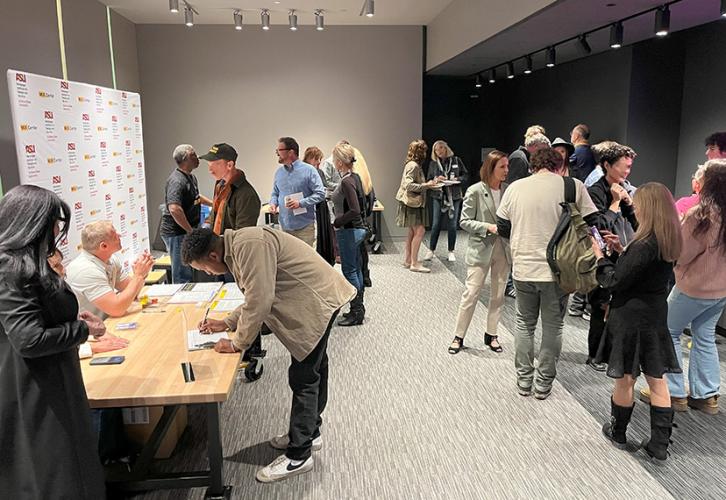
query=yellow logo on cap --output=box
[209,146,219,154]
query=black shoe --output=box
[337,313,363,326]
[363,278,372,288]
[484,333,503,353]
[338,289,364,326]
[586,357,607,372]
[602,398,634,450]
[448,336,464,354]
[534,388,552,400]
[641,405,675,463]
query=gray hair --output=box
[81,220,115,252]
[525,133,551,148]
[173,144,195,165]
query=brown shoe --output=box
[639,388,688,412]
[687,395,719,415]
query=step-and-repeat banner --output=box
[6,70,150,270]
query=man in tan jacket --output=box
[181,226,356,483]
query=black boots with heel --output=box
[338,289,365,327]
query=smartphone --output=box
[90,356,125,366]
[590,226,606,251]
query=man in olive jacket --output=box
[182,226,356,483]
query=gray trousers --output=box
[513,280,568,393]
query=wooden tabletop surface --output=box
[80,296,240,409]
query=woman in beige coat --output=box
[396,140,443,273]
[449,150,512,354]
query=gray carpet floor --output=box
[134,232,725,500]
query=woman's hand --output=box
[601,230,624,253]
[90,333,129,354]
[80,311,106,338]
[487,224,498,234]
[590,236,604,260]
[199,318,228,334]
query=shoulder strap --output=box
[563,176,576,204]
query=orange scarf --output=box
[212,169,243,235]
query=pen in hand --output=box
[200,307,211,333]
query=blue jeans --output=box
[162,234,192,284]
[336,228,366,291]
[429,197,462,252]
[665,286,726,399]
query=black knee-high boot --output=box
[602,398,634,449]
[641,405,674,462]
[338,289,364,326]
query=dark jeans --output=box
[336,228,366,291]
[429,197,462,252]
[587,287,610,359]
[161,234,192,284]
[286,310,339,460]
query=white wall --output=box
[136,25,423,238]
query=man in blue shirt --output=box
[569,123,597,182]
[269,137,325,247]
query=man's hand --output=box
[133,251,155,278]
[610,183,627,202]
[214,338,239,353]
[199,318,228,334]
[80,311,106,338]
[590,236,605,260]
[269,204,279,214]
[285,197,301,210]
[91,332,129,354]
[487,224,498,234]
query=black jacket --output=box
[587,176,637,245]
[426,156,468,200]
[506,147,530,184]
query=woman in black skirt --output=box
[591,182,683,463]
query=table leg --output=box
[205,402,231,499]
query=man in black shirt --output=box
[569,123,597,182]
[160,144,212,283]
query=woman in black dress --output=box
[0,185,107,498]
[592,182,683,463]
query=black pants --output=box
[587,287,610,359]
[286,310,339,460]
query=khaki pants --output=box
[284,222,317,248]
[454,239,510,338]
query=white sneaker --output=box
[256,454,314,483]
[270,433,322,451]
[423,250,434,261]
[448,252,456,262]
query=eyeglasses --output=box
[275,148,292,153]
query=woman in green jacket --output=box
[449,150,512,354]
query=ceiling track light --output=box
[315,10,325,31]
[524,55,533,74]
[261,9,270,30]
[546,46,556,67]
[233,10,243,30]
[655,5,670,37]
[184,6,194,27]
[506,62,515,79]
[361,0,375,18]
[289,10,298,31]
[475,74,482,88]
[610,21,624,48]
[169,0,179,14]
[578,34,592,55]
[721,0,726,17]
[488,69,496,83]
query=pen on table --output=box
[141,309,166,314]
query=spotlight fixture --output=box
[362,0,375,18]
[546,46,556,68]
[475,74,482,88]
[234,10,243,30]
[655,5,670,37]
[578,34,592,55]
[721,0,726,17]
[488,69,496,84]
[506,62,515,79]
[315,10,325,31]
[184,6,194,27]
[261,9,270,30]
[524,55,533,74]
[610,21,624,48]
[289,10,298,31]
[169,0,179,14]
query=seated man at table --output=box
[181,226,356,483]
[66,220,155,318]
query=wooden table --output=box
[144,270,167,285]
[81,299,239,497]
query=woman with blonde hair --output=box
[425,140,468,262]
[396,140,442,273]
[448,150,510,354]
[592,182,682,463]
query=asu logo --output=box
[107,100,117,106]
[112,151,121,157]
[90,209,101,216]
[25,145,36,154]
[76,243,83,251]
[60,81,69,90]
[135,149,143,154]
[123,126,130,132]
[74,202,83,210]
[130,219,138,225]
[83,154,95,160]
[16,73,26,83]
[70,185,83,192]
[126,174,135,179]
[47,157,59,164]
[67,143,76,151]
[77,96,89,103]
[20,124,36,131]
[52,175,62,184]
[117,200,126,207]
[44,111,53,119]
[96,126,108,132]
[102,179,112,185]
[38,91,54,98]
[82,113,90,121]
[63,124,77,131]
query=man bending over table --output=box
[181,226,355,483]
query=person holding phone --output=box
[591,182,682,463]
[0,186,106,498]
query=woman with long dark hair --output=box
[448,150,511,354]
[663,161,726,415]
[593,183,682,463]
[0,185,106,498]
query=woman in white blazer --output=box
[449,150,512,354]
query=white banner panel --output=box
[6,70,150,271]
